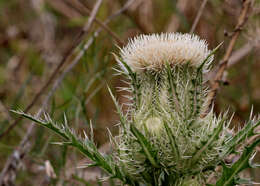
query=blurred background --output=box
[0,0,260,185]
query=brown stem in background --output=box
[201,0,252,117]
[189,0,208,34]
[64,0,124,46]
[0,0,103,140]
[118,0,154,34]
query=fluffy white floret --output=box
[119,33,213,72]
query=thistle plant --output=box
[13,33,260,186]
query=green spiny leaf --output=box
[190,118,225,166]
[223,120,260,156]
[216,138,260,186]
[11,110,70,140]
[163,121,180,162]
[12,110,126,183]
[197,42,223,71]
[130,124,159,168]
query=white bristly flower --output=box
[119,33,213,72]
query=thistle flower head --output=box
[119,33,213,72]
[115,33,229,183]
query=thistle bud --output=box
[145,117,163,134]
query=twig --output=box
[46,0,82,18]
[106,0,135,22]
[113,0,154,33]
[0,0,103,140]
[201,0,252,117]
[82,8,124,46]
[206,42,254,82]
[0,1,135,185]
[64,0,124,46]
[189,0,208,34]
[82,0,103,32]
